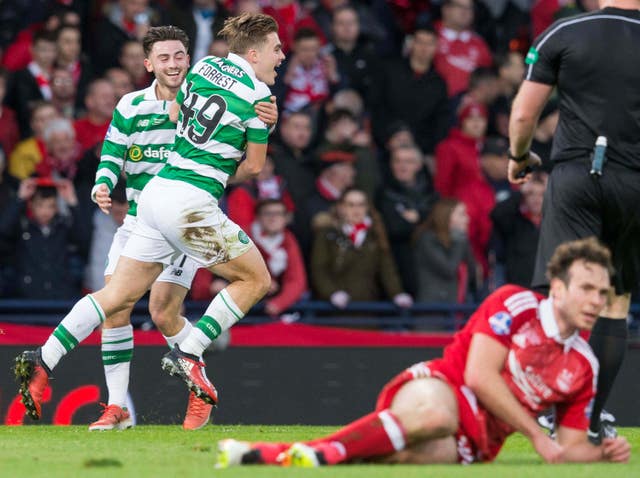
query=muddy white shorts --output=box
[121,176,253,268]
[105,214,199,289]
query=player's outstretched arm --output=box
[229,142,268,184]
[464,333,563,463]
[556,426,630,463]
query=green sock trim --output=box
[87,295,105,323]
[220,292,242,321]
[53,324,79,352]
[102,337,133,345]
[102,349,133,365]
[196,315,222,340]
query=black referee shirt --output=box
[525,7,640,169]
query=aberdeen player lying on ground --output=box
[217,238,630,467]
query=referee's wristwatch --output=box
[508,150,530,163]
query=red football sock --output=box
[307,410,406,464]
[251,442,290,464]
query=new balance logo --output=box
[170,268,183,276]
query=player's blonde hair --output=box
[218,13,278,54]
[546,237,614,284]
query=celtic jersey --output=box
[158,53,271,199]
[95,80,175,216]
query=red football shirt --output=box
[438,285,597,431]
[433,24,493,96]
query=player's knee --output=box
[251,267,272,298]
[391,378,458,439]
[414,406,458,438]
[148,301,181,329]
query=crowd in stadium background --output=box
[0,0,598,319]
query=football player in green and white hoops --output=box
[14,22,279,429]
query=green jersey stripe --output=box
[158,164,225,199]
[126,172,155,191]
[124,161,165,175]
[246,127,269,144]
[127,200,138,216]
[101,140,127,158]
[95,169,118,190]
[97,160,122,178]
[171,139,239,175]
[211,125,247,151]
[95,176,115,190]
[168,149,236,180]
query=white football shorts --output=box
[105,214,198,289]
[121,176,253,268]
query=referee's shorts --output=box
[532,158,640,294]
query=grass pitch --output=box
[0,425,637,478]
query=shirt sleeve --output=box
[245,90,271,144]
[95,98,129,192]
[555,371,595,431]
[469,285,539,348]
[525,20,566,85]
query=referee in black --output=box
[508,0,640,444]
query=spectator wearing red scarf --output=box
[5,30,58,138]
[36,117,82,180]
[310,187,412,310]
[8,102,59,180]
[282,28,338,113]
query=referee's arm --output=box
[507,80,553,184]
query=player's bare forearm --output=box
[560,438,630,463]
[228,161,259,184]
[508,82,552,184]
[508,81,553,157]
[229,142,268,184]
[464,334,561,462]
[556,427,631,463]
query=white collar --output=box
[227,52,258,80]
[143,80,159,100]
[539,298,579,352]
[441,27,472,43]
